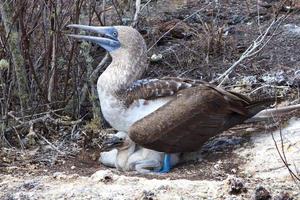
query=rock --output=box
[274,192,294,200]
[273,192,293,200]
[292,70,300,87]
[90,170,115,183]
[140,190,156,200]
[228,14,246,25]
[52,172,67,180]
[150,54,163,62]
[253,186,271,200]
[284,24,300,36]
[238,75,258,85]
[0,59,9,70]
[227,177,247,195]
[22,180,39,190]
[260,70,288,85]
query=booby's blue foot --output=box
[159,154,171,173]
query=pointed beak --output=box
[101,136,125,151]
[67,24,120,52]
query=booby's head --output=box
[67,24,146,57]
[101,131,133,151]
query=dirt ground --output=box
[1,0,300,199]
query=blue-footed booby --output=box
[68,24,276,173]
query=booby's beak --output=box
[101,135,125,151]
[67,24,121,52]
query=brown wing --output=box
[118,77,206,107]
[128,84,274,153]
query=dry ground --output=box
[1,0,300,199]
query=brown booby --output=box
[68,25,276,172]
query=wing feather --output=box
[120,77,204,107]
[128,84,271,153]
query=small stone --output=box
[150,54,163,62]
[91,170,115,183]
[0,59,9,70]
[71,166,76,170]
[253,186,271,200]
[22,180,39,190]
[53,172,67,180]
[140,190,156,200]
[284,24,300,35]
[227,177,247,195]
[273,192,293,200]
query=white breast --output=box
[99,93,172,131]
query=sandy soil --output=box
[1,0,300,199]
[1,118,300,199]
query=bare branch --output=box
[211,16,286,86]
[131,0,141,27]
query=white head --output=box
[68,24,147,61]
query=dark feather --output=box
[119,77,205,107]
[128,83,276,153]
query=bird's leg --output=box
[159,153,172,173]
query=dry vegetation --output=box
[0,0,300,198]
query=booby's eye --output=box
[112,31,118,37]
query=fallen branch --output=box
[36,132,65,155]
[5,111,84,134]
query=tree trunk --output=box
[0,0,29,110]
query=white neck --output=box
[97,49,147,94]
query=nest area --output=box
[0,0,300,185]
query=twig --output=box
[5,112,84,133]
[271,127,300,182]
[13,127,25,149]
[140,0,153,11]
[210,16,285,86]
[89,53,109,80]
[36,132,65,155]
[48,24,57,103]
[101,0,106,25]
[111,0,123,24]
[131,0,141,27]
[249,84,289,94]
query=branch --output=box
[271,127,300,182]
[211,16,286,86]
[5,111,84,134]
[131,0,141,27]
[89,53,109,81]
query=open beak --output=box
[67,24,120,52]
[101,136,125,151]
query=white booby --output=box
[68,25,276,173]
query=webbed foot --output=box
[159,154,171,173]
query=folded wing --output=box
[128,82,274,153]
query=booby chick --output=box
[100,131,180,173]
[68,24,276,173]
